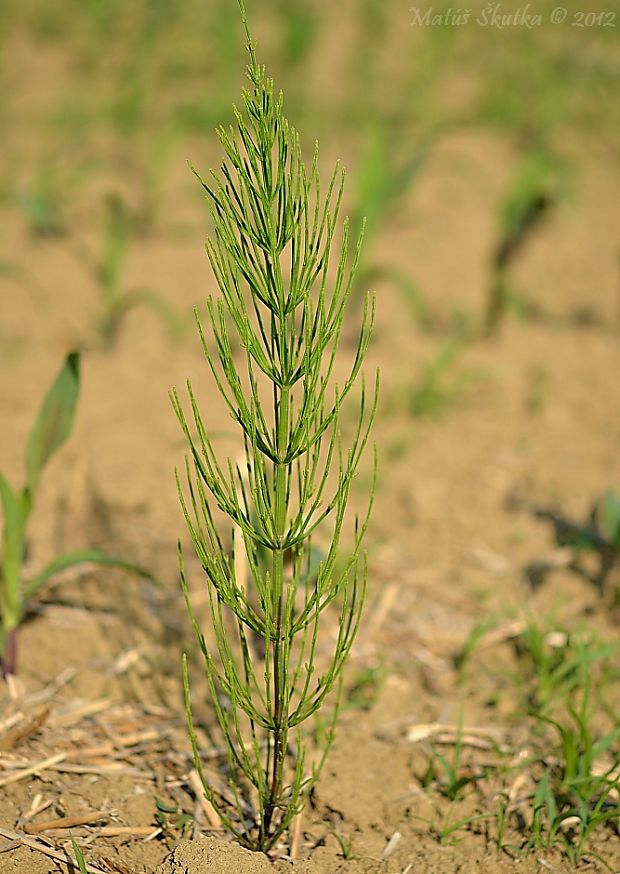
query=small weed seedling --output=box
[344,663,384,712]
[526,665,620,865]
[412,803,490,848]
[457,615,618,719]
[415,715,494,846]
[515,622,617,718]
[172,1,377,853]
[424,741,479,804]
[329,826,355,860]
[154,797,194,849]
[456,614,620,861]
[0,353,153,676]
[70,839,88,874]
[409,327,479,419]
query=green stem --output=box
[1,628,17,677]
[264,374,290,843]
[0,578,20,677]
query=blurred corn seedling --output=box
[484,147,559,336]
[16,158,67,238]
[520,491,620,597]
[349,120,432,327]
[134,123,180,233]
[107,1,174,137]
[347,0,390,122]
[70,193,184,346]
[172,2,377,852]
[0,353,154,676]
[207,0,246,121]
[271,0,317,71]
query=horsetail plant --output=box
[171,3,377,853]
[0,353,154,676]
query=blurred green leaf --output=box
[71,838,88,874]
[26,352,80,494]
[501,148,555,239]
[24,548,157,603]
[601,491,620,547]
[156,797,179,814]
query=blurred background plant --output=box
[3,0,618,345]
[484,145,564,336]
[0,354,154,676]
[67,192,186,347]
